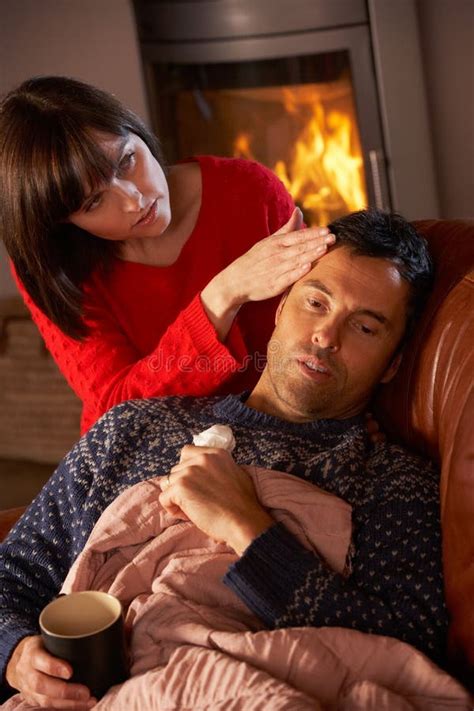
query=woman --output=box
[0,76,333,433]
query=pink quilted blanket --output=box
[4,468,471,710]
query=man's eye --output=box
[307,298,324,310]
[118,151,136,174]
[357,322,375,336]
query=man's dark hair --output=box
[328,209,433,344]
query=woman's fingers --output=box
[277,225,333,247]
[273,207,305,235]
[202,216,336,314]
[231,236,328,301]
[274,236,334,264]
[260,241,332,290]
[267,235,336,291]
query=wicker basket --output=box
[0,298,81,464]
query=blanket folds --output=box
[2,469,470,710]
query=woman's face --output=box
[68,132,171,241]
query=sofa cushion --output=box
[375,219,474,687]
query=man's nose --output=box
[112,179,144,211]
[311,319,341,352]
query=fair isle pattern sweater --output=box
[0,394,448,695]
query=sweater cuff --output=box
[223,522,323,627]
[182,294,248,370]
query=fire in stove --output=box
[231,82,367,225]
[135,0,439,222]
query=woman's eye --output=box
[118,151,136,174]
[85,194,102,212]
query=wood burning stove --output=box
[132,0,439,221]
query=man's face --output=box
[248,246,411,422]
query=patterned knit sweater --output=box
[0,394,448,696]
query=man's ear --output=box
[380,352,403,384]
[275,290,289,325]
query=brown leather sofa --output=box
[1,219,473,688]
[375,219,474,690]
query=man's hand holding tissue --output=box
[158,445,274,556]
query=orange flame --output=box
[233,86,367,225]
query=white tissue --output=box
[192,424,236,452]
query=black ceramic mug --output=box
[39,591,129,699]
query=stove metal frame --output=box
[133,0,439,219]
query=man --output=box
[0,209,446,709]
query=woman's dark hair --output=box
[328,209,434,345]
[0,76,167,339]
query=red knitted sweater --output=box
[13,156,295,433]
